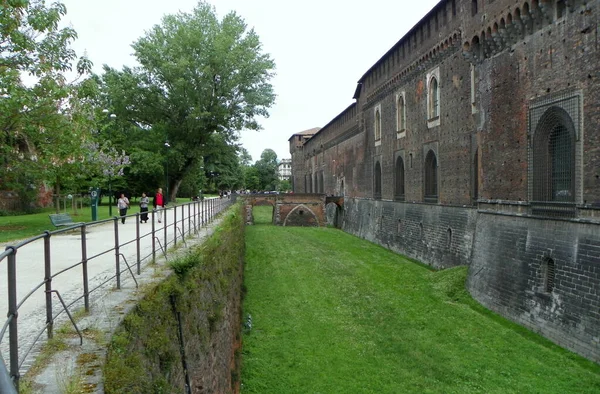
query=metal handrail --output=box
[0,197,232,392]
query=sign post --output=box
[90,188,100,221]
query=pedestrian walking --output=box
[117,193,130,224]
[153,187,165,223]
[140,192,149,223]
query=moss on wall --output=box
[103,204,245,394]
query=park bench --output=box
[49,213,78,228]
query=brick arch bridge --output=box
[242,194,343,226]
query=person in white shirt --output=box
[117,193,130,224]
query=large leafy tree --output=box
[0,0,93,209]
[254,148,279,191]
[101,1,275,202]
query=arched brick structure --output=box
[243,194,327,226]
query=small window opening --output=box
[299,210,304,215]
[471,0,478,16]
[545,258,556,292]
[447,228,453,247]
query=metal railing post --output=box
[136,212,141,275]
[181,204,186,238]
[6,247,19,389]
[81,225,89,312]
[188,203,192,236]
[193,202,197,235]
[44,232,53,339]
[174,205,178,247]
[163,207,168,257]
[152,209,156,263]
[114,217,121,289]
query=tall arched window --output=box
[374,107,382,142]
[374,161,382,199]
[532,106,575,203]
[424,150,438,203]
[309,174,313,193]
[395,156,405,200]
[428,76,439,119]
[397,93,406,132]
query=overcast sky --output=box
[60,0,440,163]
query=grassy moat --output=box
[241,206,600,393]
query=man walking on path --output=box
[117,193,130,224]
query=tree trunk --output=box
[170,178,184,203]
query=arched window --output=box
[428,76,439,119]
[395,156,405,200]
[374,107,382,142]
[309,174,313,193]
[424,150,438,203]
[532,107,575,203]
[397,94,406,132]
[374,161,382,199]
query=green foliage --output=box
[279,179,291,192]
[242,225,600,393]
[103,205,245,392]
[252,148,279,191]
[98,1,275,200]
[0,0,95,206]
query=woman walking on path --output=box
[117,193,130,224]
[153,188,165,223]
[140,192,149,223]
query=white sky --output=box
[60,0,440,163]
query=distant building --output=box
[278,158,292,181]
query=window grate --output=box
[530,99,578,217]
[546,259,556,293]
[395,157,405,200]
[424,150,438,203]
[374,162,382,199]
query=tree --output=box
[254,148,279,190]
[100,1,275,202]
[0,0,93,210]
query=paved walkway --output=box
[0,200,228,393]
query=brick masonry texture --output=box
[290,0,600,362]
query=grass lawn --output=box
[241,206,600,393]
[0,197,207,244]
[0,205,113,244]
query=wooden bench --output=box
[49,213,78,228]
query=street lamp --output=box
[164,141,171,204]
[103,109,117,216]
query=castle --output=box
[289,0,600,362]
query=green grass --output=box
[241,206,600,394]
[0,198,202,243]
[0,204,125,243]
